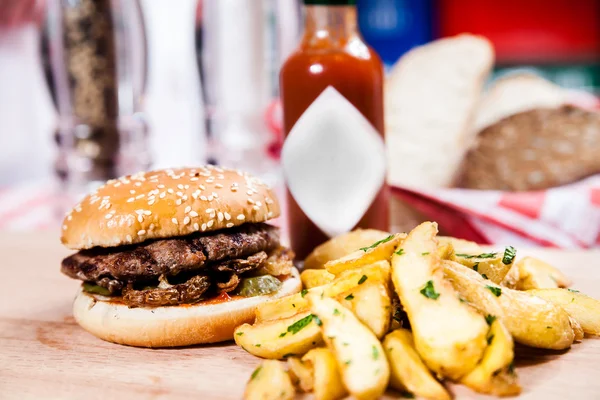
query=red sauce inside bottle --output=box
[280,4,389,259]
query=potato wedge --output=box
[308,294,390,400]
[305,229,391,270]
[244,360,295,400]
[301,269,336,289]
[461,319,521,396]
[527,288,600,336]
[302,348,347,400]
[235,312,323,359]
[287,357,314,392]
[438,236,481,254]
[516,257,571,290]
[451,246,516,284]
[338,281,391,338]
[570,316,585,342]
[436,243,455,260]
[256,261,391,322]
[501,264,520,289]
[383,329,450,400]
[325,233,404,275]
[443,260,574,350]
[391,222,488,380]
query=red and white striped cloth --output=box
[392,175,600,249]
[0,182,65,231]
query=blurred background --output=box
[1,0,599,245]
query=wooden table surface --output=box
[1,233,599,399]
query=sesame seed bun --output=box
[61,166,281,250]
[72,267,301,347]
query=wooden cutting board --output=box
[0,233,599,399]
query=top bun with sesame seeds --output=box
[61,166,281,250]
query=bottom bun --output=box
[72,267,301,347]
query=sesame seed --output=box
[138,230,146,235]
[231,187,238,192]
[205,208,214,214]
[184,185,190,189]
[212,192,218,198]
[158,184,165,189]
[105,214,113,219]
[189,211,199,217]
[130,190,136,194]
[247,190,253,196]
[75,207,82,213]
[193,222,199,230]
[199,184,206,190]
[127,219,133,227]
[67,215,72,221]
[226,223,234,228]
[224,212,231,221]
[217,212,223,222]
[201,223,207,231]
[127,198,135,203]
[176,199,182,205]
[215,183,223,189]
[207,220,214,228]
[148,199,155,205]
[177,184,184,190]
[144,210,151,215]
[237,214,245,221]
[135,194,144,199]
[255,201,262,207]
[183,216,191,225]
[126,234,132,242]
[190,177,199,181]
[200,195,208,201]
[247,198,255,204]
[135,182,142,187]
[185,206,191,214]
[176,191,183,197]
[172,218,178,225]
[159,192,166,199]
[137,214,144,223]
[253,205,260,211]
[62,225,67,230]
[268,212,273,217]
[149,223,155,230]
[167,188,174,194]
[182,195,188,201]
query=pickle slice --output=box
[82,282,112,296]
[236,275,282,297]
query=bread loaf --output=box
[457,105,600,191]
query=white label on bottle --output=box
[282,86,386,238]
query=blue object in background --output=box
[358,0,435,70]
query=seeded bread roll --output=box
[457,105,600,191]
[61,166,281,250]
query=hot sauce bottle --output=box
[280,0,389,259]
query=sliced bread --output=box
[386,34,494,189]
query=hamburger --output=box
[60,166,301,347]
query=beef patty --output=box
[61,223,281,300]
